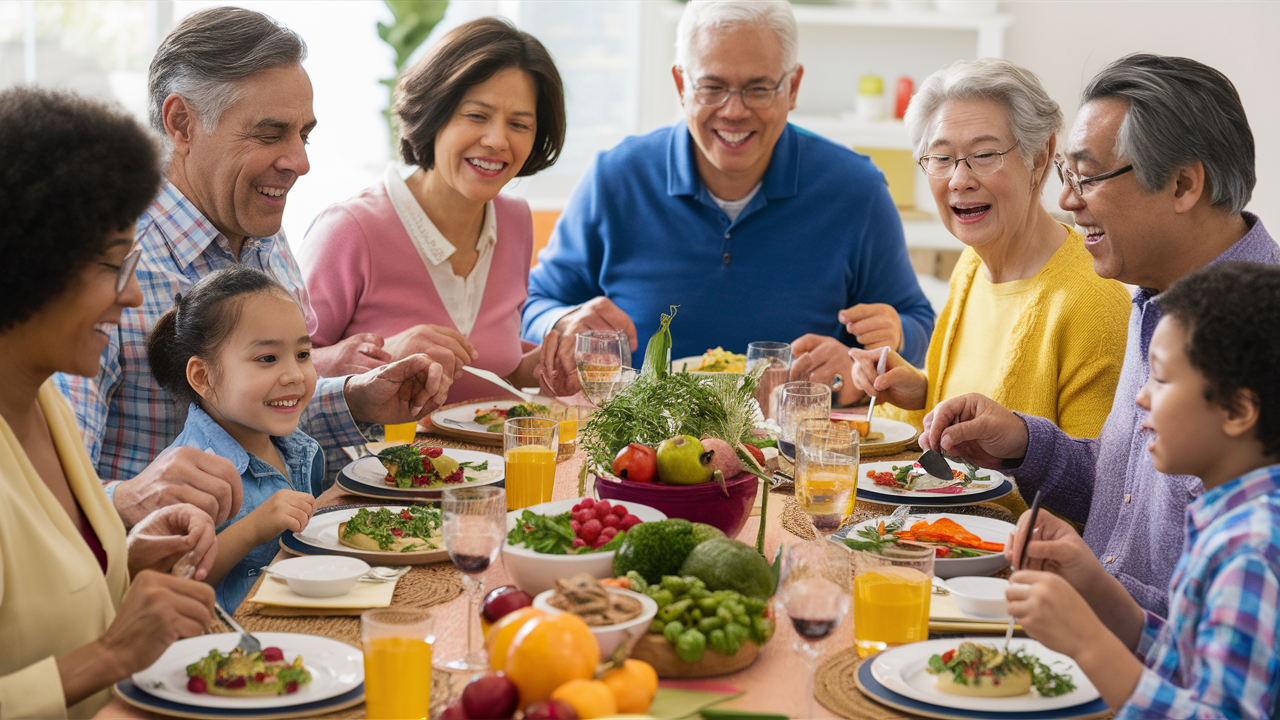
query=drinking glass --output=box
[746,341,791,422]
[503,417,558,511]
[383,422,418,444]
[776,541,852,720]
[851,544,934,657]
[574,330,628,406]
[548,405,584,462]
[794,418,859,536]
[361,608,435,720]
[776,381,832,459]
[440,486,506,671]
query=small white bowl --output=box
[269,556,370,598]
[942,576,1011,619]
[502,499,666,596]
[534,587,658,661]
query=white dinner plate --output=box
[870,637,1099,713]
[290,505,449,564]
[132,632,362,710]
[672,354,743,375]
[428,400,523,443]
[833,513,1013,579]
[340,449,503,498]
[849,415,918,452]
[858,459,1012,502]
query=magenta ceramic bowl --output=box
[594,471,760,539]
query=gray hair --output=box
[905,58,1062,177]
[1083,53,1254,214]
[675,1,798,77]
[148,7,307,133]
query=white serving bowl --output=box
[268,556,370,598]
[502,499,667,596]
[533,588,659,661]
[943,576,1011,619]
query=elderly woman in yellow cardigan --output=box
[848,60,1130,485]
[0,88,218,719]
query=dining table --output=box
[95,430,1017,720]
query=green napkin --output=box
[646,687,745,719]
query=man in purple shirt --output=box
[919,53,1280,615]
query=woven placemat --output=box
[814,646,914,719]
[237,562,464,623]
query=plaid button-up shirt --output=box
[55,181,366,489]
[1119,463,1280,719]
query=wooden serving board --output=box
[629,633,760,678]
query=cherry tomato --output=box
[612,443,657,483]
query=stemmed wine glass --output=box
[574,330,629,406]
[776,541,852,720]
[440,486,506,670]
[794,418,859,536]
[746,341,791,422]
[776,381,832,459]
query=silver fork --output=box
[213,602,262,655]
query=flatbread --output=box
[337,521,436,553]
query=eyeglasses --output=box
[112,247,142,295]
[689,72,791,110]
[1054,155,1134,197]
[918,141,1020,178]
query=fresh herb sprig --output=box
[342,506,441,552]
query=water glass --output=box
[441,486,506,671]
[746,341,792,422]
[851,544,934,657]
[503,417,558,511]
[776,541,852,720]
[777,381,832,458]
[574,330,629,406]
[794,418,859,536]
[362,608,435,720]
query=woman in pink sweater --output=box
[302,18,565,404]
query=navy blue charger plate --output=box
[114,678,364,720]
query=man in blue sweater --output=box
[522,0,934,406]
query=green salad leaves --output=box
[341,506,442,552]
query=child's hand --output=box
[1005,510,1104,584]
[247,490,316,541]
[1006,570,1106,658]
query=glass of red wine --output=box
[776,540,852,719]
[441,485,506,671]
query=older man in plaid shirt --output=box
[56,7,456,527]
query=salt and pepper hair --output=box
[1083,53,1254,215]
[148,6,307,133]
[905,58,1063,180]
[675,0,798,77]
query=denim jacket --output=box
[167,403,324,610]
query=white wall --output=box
[1001,0,1280,223]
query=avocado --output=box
[679,537,777,599]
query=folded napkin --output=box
[929,590,1023,634]
[247,574,397,611]
[648,681,743,720]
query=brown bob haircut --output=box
[395,17,565,177]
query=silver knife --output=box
[461,365,534,402]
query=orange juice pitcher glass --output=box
[503,417,558,511]
[361,608,434,720]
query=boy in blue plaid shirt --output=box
[1005,262,1280,718]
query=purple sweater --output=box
[1012,213,1279,615]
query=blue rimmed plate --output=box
[336,449,503,501]
[856,460,1014,507]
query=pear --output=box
[655,435,715,485]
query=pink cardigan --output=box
[302,183,534,404]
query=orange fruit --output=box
[505,613,600,706]
[551,679,618,720]
[485,606,546,672]
[602,659,658,714]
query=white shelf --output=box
[661,3,1011,32]
[789,114,912,149]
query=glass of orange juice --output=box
[851,544,934,657]
[549,405,584,462]
[503,417,558,511]
[794,418,859,536]
[383,421,418,444]
[361,608,434,720]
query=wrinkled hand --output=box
[113,447,243,527]
[248,490,315,541]
[790,334,863,406]
[542,298,638,397]
[848,347,927,410]
[384,324,478,380]
[1006,571,1104,658]
[920,393,1029,469]
[840,303,903,353]
[344,353,451,424]
[97,570,216,676]
[312,333,392,376]
[126,504,218,581]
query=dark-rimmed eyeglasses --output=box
[690,72,791,110]
[1054,155,1134,197]
[108,247,142,295]
[918,141,1020,178]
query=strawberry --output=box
[611,504,628,517]
[593,500,613,520]
[602,514,619,529]
[580,497,595,509]
[572,537,587,548]
[570,519,581,533]
[262,647,284,663]
[619,514,642,531]
[225,677,247,690]
[580,518,602,544]
[285,681,299,694]
[187,676,207,693]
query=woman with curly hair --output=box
[0,87,217,719]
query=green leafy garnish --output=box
[458,460,489,471]
[926,642,1076,698]
[506,510,626,555]
[341,507,442,551]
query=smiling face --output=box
[179,64,315,244]
[1135,316,1228,480]
[674,22,800,198]
[926,98,1044,252]
[191,291,316,447]
[427,66,537,205]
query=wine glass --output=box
[440,486,506,671]
[777,541,852,720]
[776,381,832,459]
[794,418,859,536]
[574,330,628,406]
[746,341,791,422]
